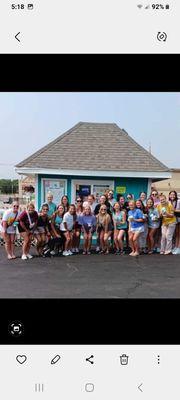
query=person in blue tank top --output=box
[128,200,144,256]
[113,202,127,255]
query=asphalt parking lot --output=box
[0,247,180,298]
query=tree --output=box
[0,179,18,194]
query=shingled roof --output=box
[16,122,169,172]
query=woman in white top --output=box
[1,201,20,259]
[61,204,76,256]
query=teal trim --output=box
[114,178,148,200]
[67,178,71,203]
[38,175,41,210]
[37,174,148,206]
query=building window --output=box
[42,179,67,205]
[72,180,114,202]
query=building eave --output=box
[15,167,171,180]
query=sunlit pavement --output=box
[0,248,180,298]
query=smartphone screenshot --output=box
[0,0,180,399]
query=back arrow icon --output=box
[138,383,143,392]
[15,32,21,42]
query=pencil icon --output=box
[51,355,61,365]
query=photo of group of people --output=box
[1,188,180,261]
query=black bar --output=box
[0,299,179,344]
[1,54,180,92]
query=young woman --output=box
[128,201,144,256]
[61,204,76,256]
[107,190,116,211]
[157,194,176,255]
[118,196,128,211]
[113,202,127,254]
[136,199,148,254]
[46,204,65,255]
[126,193,134,201]
[146,197,160,254]
[34,204,51,256]
[169,191,180,254]
[94,195,111,253]
[139,192,147,207]
[96,205,113,254]
[79,205,96,255]
[83,194,97,214]
[150,190,160,207]
[73,197,84,253]
[1,201,20,259]
[76,197,83,216]
[61,195,69,213]
[18,202,38,260]
[94,195,111,216]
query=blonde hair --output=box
[83,205,92,215]
[27,202,35,210]
[159,194,166,200]
[129,200,136,207]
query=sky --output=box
[0,92,180,179]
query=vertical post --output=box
[147,178,152,197]
[35,174,39,210]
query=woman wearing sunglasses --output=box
[150,190,160,207]
[34,204,51,256]
[1,201,20,259]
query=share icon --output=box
[86,355,94,364]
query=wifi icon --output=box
[137,4,143,8]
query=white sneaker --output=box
[172,247,180,255]
[63,251,69,256]
[50,250,56,256]
[27,254,33,259]
[21,254,28,260]
[75,248,79,253]
[68,250,73,255]
[72,248,76,253]
[96,246,100,253]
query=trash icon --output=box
[120,354,129,365]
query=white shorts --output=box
[130,226,144,234]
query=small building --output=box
[152,168,180,198]
[15,122,171,209]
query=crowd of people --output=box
[0,189,180,260]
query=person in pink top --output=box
[150,190,160,207]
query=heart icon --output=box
[16,355,27,364]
